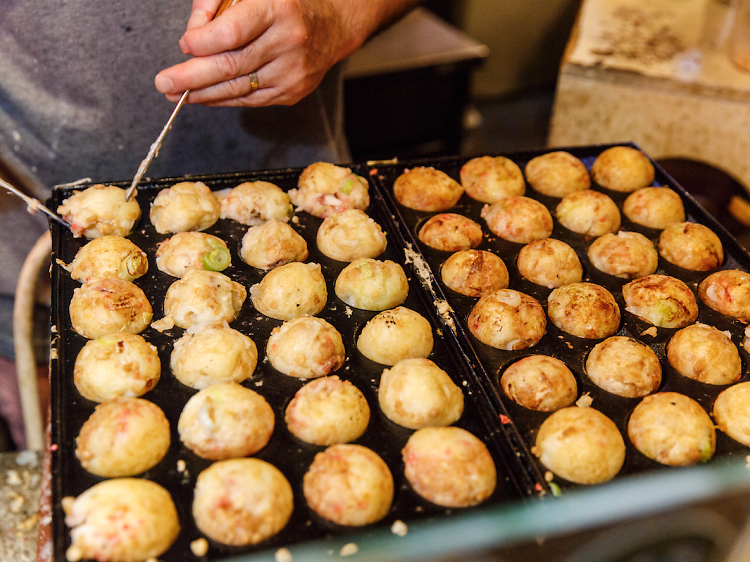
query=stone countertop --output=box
[0,451,43,562]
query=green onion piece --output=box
[549,482,562,497]
[359,263,373,278]
[122,252,147,277]
[341,178,354,195]
[202,246,231,271]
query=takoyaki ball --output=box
[622,187,685,229]
[393,167,463,212]
[525,151,590,198]
[667,323,741,386]
[698,269,750,321]
[335,258,408,311]
[547,283,620,339]
[556,190,621,237]
[500,355,577,412]
[162,269,246,329]
[171,322,258,389]
[587,231,658,279]
[74,333,160,402]
[62,479,180,562]
[316,209,387,262]
[150,181,220,234]
[468,289,546,350]
[460,155,525,203]
[289,162,370,218]
[285,376,370,445]
[57,184,141,239]
[304,445,394,526]
[533,407,625,484]
[357,306,434,366]
[250,262,327,321]
[622,274,699,328]
[178,382,274,460]
[480,196,554,244]
[193,458,293,546]
[240,220,308,270]
[378,358,464,429]
[713,382,750,447]
[69,278,153,339]
[586,336,661,398]
[402,427,496,507]
[75,397,169,477]
[219,180,293,225]
[441,250,509,297]
[628,392,715,466]
[590,146,655,192]
[658,222,723,271]
[516,238,583,288]
[267,316,345,378]
[417,213,483,252]
[66,235,148,283]
[155,232,230,277]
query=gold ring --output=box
[248,71,259,92]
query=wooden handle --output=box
[215,0,241,18]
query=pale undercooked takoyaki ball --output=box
[304,444,394,526]
[178,382,274,460]
[379,358,464,429]
[193,458,293,546]
[525,151,590,198]
[150,181,220,234]
[587,231,658,279]
[441,249,509,297]
[468,289,546,350]
[667,323,741,385]
[418,213,483,252]
[62,479,180,562]
[586,336,661,398]
[161,269,246,329]
[623,187,685,229]
[622,274,699,328]
[285,376,370,445]
[289,162,370,218]
[155,232,230,277]
[67,235,148,283]
[57,184,141,239]
[402,427,496,507]
[516,238,583,288]
[250,262,327,321]
[335,258,408,310]
[267,316,345,378]
[547,283,620,339]
[713,382,750,447]
[480,196,554,244]
[533,407,625,484]
[698,269,750,321]
[240,220,308,270]
[628,392,715,466]
[219,180,293,225]
[69,278,153,339]
[591,146,655,192]
[316,209,387,262]
[393,166,464,212]
[357,306,434,365]
[171,322,257,389]
[556,190,621,237]
[460,155,525,203]
[500,355,578,412]
[75,397,169,477]
[659,222,723,271]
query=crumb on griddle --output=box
[190,538,209,557]
[576,393,593,408]
[275,547,293,562]
[391,520,408,536]
[340,543,359,557]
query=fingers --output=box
[186,0,222,32]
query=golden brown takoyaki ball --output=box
[316,209,387,262]
[57,184,141,239]
[500,355,578,412]
[713,382,750,447]
[547,282,620,339]
[250,262,327,321]
[267,316,345,379]
[150,181,220,234]
[218,180,293,225]
[468,289,546,350]
[555,190,621,237]
[289,162,370,218]
[161,269,246,329]
[67,235,148,283]
[480,196,554,244]
[698,269,750,321]
[69,278,153,339]
[240,220,308,270]
[590,146,655,192]
[533,407,625,484]
[357,306,434,366]
[622,187,685,229]
[460,155,525,203]
[525,151,590,198]
[586,336,661,398]
[516,238,583,288]
[628,392,715,466]
[335,258,409,311]
[417,213,483,252]
[155,232,230,277]
[667,323,741,386]
[587,231,658,279]
[393,166,463,212]
[441,250,509,297]
[658,222,723,271]
[622,274,699,329]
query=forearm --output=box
[341,0,424,56]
